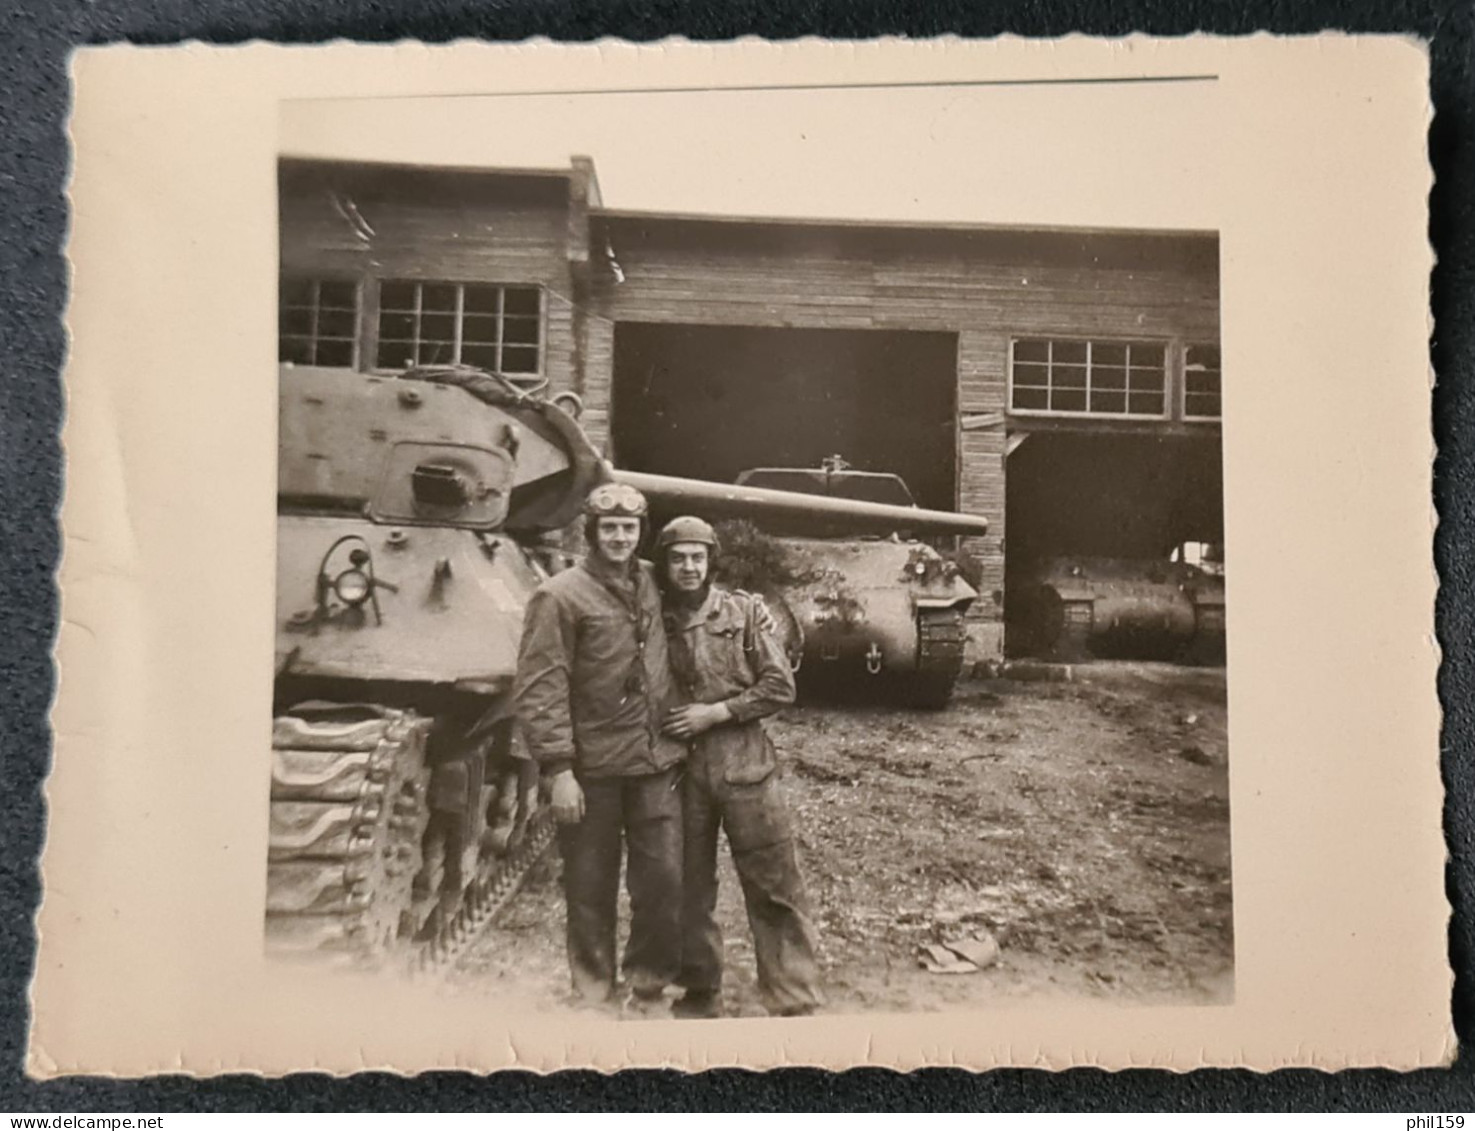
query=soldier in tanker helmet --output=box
[656,515,824,1018]
[514,483,686,1015]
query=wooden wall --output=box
[587,218,1221,658]
[277,162,583,396]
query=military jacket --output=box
[515,555,685,779]
[663,586,796,785]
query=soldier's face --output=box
[665,543,709,593]
[593,517,641,565]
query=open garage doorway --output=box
[1003,431,1225,661]
[611,323,958,511]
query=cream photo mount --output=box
[34,35,1446,1076]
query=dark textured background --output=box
[2,0,1470,1111]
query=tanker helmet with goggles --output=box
[584,483,649,519]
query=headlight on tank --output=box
[334,568,373,607]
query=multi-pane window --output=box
[1183,343,1222,420]
[375,281,543,374]
[1010,339,1169,418]
[279,277,359,367]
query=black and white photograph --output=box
[267,83,1231,1017]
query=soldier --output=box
[656,515,824,1019]
[514,484,686,1014]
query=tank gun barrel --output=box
[611,468,990,537]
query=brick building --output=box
[278,156,1221,659]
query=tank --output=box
[1009,554,1226,663]
[271,372,995,963]
[269,363,606,963]
[618,457,991,708]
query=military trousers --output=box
[557,764,683,1002]
[680,751,823,1015]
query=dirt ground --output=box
[450,664,1233,1016]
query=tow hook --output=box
[866,643,884,674]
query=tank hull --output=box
[633,462,991,708]
[1013,556,1226,663]
[276,514,547,689]
[726,533,978,707]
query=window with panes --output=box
[375,281,543,374]
[1182,343,1222,420]
[279,277,359,368]
[1010,339,1169,418]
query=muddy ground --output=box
[451,664,1233,1015]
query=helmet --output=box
[583,483,648,518]
[656,515,720,554]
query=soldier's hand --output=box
[663,703,731,739]
[548,770,585,825]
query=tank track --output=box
[266,706,433,962]
[267,704,555,971]
[415,807,557,974]
[909,606,969,708]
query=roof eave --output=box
[591,206,1218,243]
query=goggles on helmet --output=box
[584,483,649,518]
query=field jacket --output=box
[515,555,685,780]
[662,586,796,785]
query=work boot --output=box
[621,986,669,1020]
[565,978,618,1014]
[673,989,723,1020]
[775,1003,819,1018]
